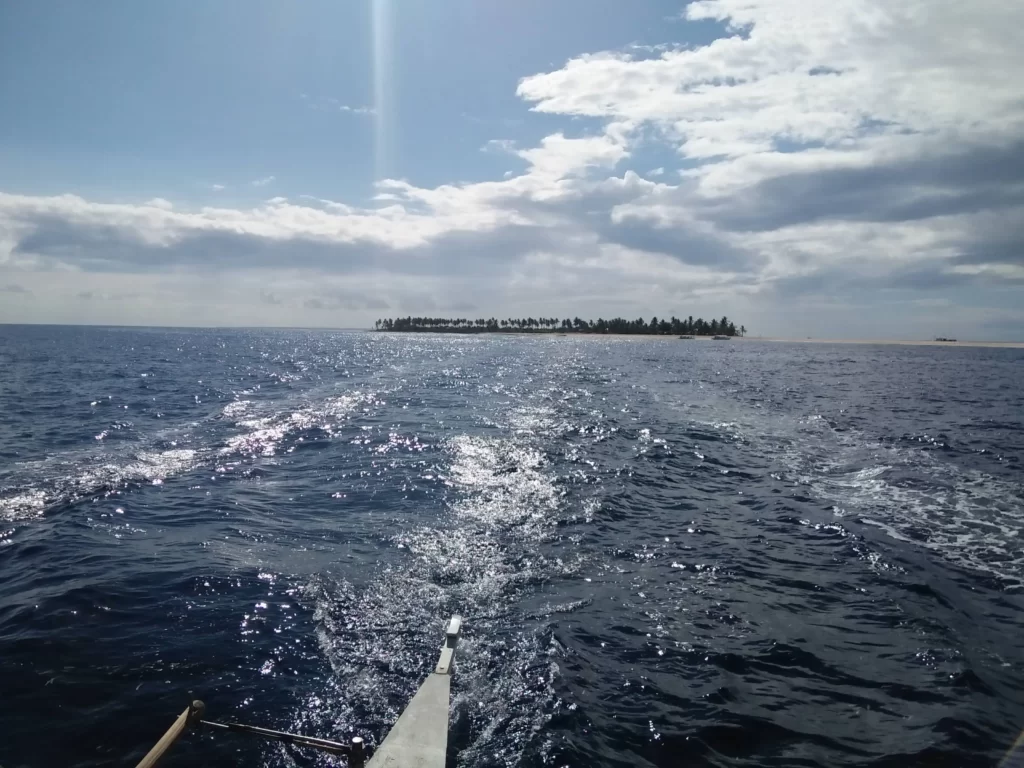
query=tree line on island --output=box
[375,316,746,336]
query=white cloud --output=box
[251,176,276,187]
[304,94,376,115]
[338,105,376,116]
[518,0,1024,168]
[483,139,517,153]
[2,0,1023,338]
[516,131,629,181]
[210,184,225,192]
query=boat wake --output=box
[294,379,599,767]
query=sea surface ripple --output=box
[1,325,1022,767]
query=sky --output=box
[0,0,1022,339]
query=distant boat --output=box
[712,335,731,340]
[678,335,694,340]
[935,337,958,342]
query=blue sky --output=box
[1,0,1022,338]
[1,1,703,200]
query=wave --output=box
[0,447,201,524]
[767,413,1024,589]
[0,387,386,528]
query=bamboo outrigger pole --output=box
[134,700,204,768]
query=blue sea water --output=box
[1,325,1023,768]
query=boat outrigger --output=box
[136,615,463,768]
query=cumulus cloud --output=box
[515,0,1024,301]
[2,0,1023,337]
[210,184,225,192]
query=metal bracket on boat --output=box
[135,697,365,768]
[435,614,462,675]
[198,718,365,766]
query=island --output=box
[374,316,745,337]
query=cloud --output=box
[299,196,355,214]
[210,184,225,192]
[518,1,1023,157]
[1,283,31,294]
[2,0,1023,338]
[303,291,390,311]
[251,176,275,187]
[693,139,1024,233]
[303,94,376,116]
[76,289,138,301]
[483,139,518,154]
[515,0,1024,288]
[338,105,375,116]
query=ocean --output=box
[1,325,1022,768]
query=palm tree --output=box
[375,315,748,337]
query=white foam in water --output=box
[221,399,253,418]
[0,447,201,525]
[444,435,558,536]
[122,448,199,482]
[302,390,588,766]
[221,391,381,458]
[775,414,1024,589]
[0,490,47,523]
[0,387,382,529]
[822,456,1024,589]
[673,400,1024,589]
